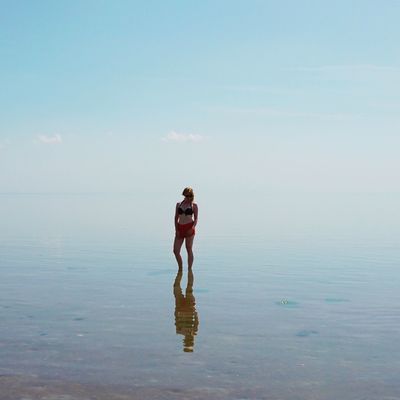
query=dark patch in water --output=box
[296,330,318,337]
[325,298,350,303]
[67,266,88,271]
[73,317,85,321]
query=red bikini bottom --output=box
[177,222,195,238]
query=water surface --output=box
[1,193,399,399]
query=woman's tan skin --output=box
[173,191,198,270]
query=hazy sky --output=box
[1,0,399,196]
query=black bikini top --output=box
[178,202,193,216]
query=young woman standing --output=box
[173,187,198,270]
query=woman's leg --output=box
[185,234,195,269]
[173,236,184,270]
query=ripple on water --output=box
[275,299,299,308]
[325,298,350,303]
[296,330,319,337]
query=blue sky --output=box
[1,0,399,196]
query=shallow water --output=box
[1,193,399,399]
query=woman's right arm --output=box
[174,203,179,230]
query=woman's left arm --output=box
[193,203,198,227]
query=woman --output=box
[173,187,198,270]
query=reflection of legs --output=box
[185,235,195,269]
[173,236,184,270]
[187,268,194,292]
[174,270,183,294]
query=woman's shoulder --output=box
[192,202,198,208]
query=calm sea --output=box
[1,193,399,399]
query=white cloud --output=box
[162,130,204,143]
[38,134,62,144]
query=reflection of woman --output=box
[173,187,198,270]
[174,269,199,352]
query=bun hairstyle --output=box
[182,187,194,202]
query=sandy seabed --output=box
[0,375,272,400]
[2,374,400,400]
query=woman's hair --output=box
[182,187,194,201]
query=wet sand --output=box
[2,374,219,400]
[0,375,265,400]
[2,374,400,400]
